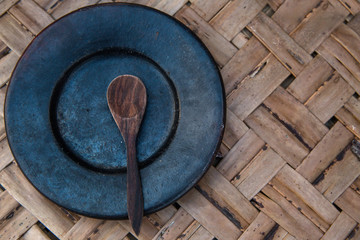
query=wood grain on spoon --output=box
[107,75,147,235]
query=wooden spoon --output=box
[107,75,147,235]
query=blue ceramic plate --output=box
[5,3,225,218]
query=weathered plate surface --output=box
[5,3,225,219]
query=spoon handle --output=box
[126,137,143,235]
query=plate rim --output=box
[4,2,226,219]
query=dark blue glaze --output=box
[51,49,179,172]
[5,3,225,218]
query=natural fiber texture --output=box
[1,0,360,239]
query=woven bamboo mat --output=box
[1,0,360,239]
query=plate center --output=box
[50,49,179,173]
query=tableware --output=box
[107,75,147,234]
[5,3,225,219]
